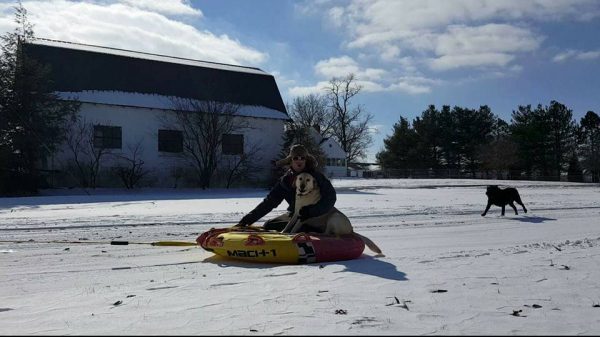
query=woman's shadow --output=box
[202,254,408,281]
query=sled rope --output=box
[0,239,198,246]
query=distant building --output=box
[307,126,347,177]
[23,39,290,187]
[348,162,380,178]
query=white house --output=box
[24,39,290,187]
[307,127,347,177]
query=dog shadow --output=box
[202,254,408,281]
[509,215,557,223]
[335,187,380,195]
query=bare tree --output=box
[167,98,248,189]
[112,140,150,189]
[220,143,263,188]
[63,118,108,188]
[287,93,334,137]
[324,73,373,164]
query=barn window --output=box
[158,130,183,153]
[222,134,244,155]
[93,125,121,149]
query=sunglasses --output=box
[292,156,306,161]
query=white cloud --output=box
[292,0,599,98]
[315,56,360,78]
[288,81,330,97]
[290,55,441,96]
[327,6,345,27]
[435,24,542,56]
[1,1,266,66]
[270,70,297,88]
[388,81,431,94]
[577,50,600,60]
[368,124,384,135]
[553,50,578,62]
[340,0,598,46]
[118,0,202,16]
[425,23,543,70]
[286,78,387,97]
[553,49,600,62]
[0,17,13,34]
[429,53,515,71]
[379,44,400,62]
[301,0,597,72]
[314,56,387,81]
[355,80,385,92]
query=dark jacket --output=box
[241,169,336,225]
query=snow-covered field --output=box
[1,178,600,335]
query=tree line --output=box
[376,102,600,182]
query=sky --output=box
[1,178,600,334]
[1,0,599,162]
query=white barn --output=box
[24,39,290,188]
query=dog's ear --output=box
[311,175,320,190]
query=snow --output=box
[1,178,600,335]
[56,91,290,120]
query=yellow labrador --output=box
[281,172,383,254]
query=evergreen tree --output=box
[478,118,518,179]
[455,105,495,176]
[546,100,577,179]
[510,104,551,178]
[0,2,79,195]
[412,105,442,169]
[376,117,422,169]
[510,101,577,180]
[567,153,583,182]
[438,105,460,170]
[579,111,600,182]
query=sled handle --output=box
[292,233,312,242]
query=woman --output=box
[237,144,336,231]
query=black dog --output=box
[481,185,528,216]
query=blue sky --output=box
[1,0,599,161]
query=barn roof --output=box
[22,38,288,117]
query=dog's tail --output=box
[354,232,383,255]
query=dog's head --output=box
[294,172,317,196]
[486,185,499,196]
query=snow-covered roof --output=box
[57,91,290,120]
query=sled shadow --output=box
[202,254,408,281]
[509,215,557,223]
[327,255,408,281]
[201,255,292,269]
